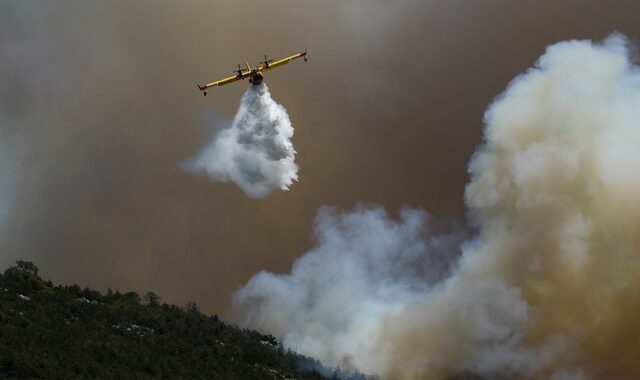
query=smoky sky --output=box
[1,0,640,314]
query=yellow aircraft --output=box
[197,49,308,96]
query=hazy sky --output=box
[1,1,639,314]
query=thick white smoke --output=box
[233,206,463,373]
[233,35,640,379]
[192,84,298,198]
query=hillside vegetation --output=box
[0,261,364,379]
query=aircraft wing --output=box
[198,71,250,92]
[260,50,307,71]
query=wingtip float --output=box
[197,49,308,96]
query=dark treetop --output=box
[0,261,366,380]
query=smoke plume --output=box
[191,83,298,198]
[232,35,640,379]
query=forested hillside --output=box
[0,261,364,379]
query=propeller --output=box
[259,54,274,67]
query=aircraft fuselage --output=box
[248,71,264,86]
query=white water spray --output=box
[193,84,298,198]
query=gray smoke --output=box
[0,140,12,225]
[232,205,464,373]
[191,83,298,198]
[233,35,640,379]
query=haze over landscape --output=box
[2,1,640,379]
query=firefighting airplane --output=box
[197,49,308,96]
